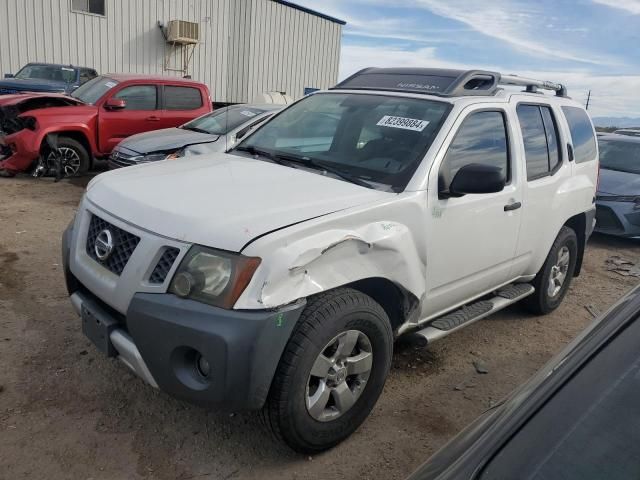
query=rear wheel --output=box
[524,226,578,315]
[44,137,90,177]
[263,288,393,453]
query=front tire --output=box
[44,137,90,177]
[524,226,578,315]
[263,288,393,453]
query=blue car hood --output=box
[0,78,69,93]
[598,168,640,196]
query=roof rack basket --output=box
[332,68,567,98]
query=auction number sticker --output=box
[240,110,257,117]
[376,115,429,132]
[105,81,117,88]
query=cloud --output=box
[413,0,616,66]
[339,45,469,79]
[592,0,640,14]
[295,0,639,117]
[339,44,640,117]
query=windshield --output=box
[71,76,119,104]
[184,106,268,135]
[598,139,640,174]
[15,64,76,83]
[235,92,450,192]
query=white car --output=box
[62,68,598,453]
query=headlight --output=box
[165,149,185,160]
[143,152,173,162]
[169,246,261,309]
[21,116,37,130]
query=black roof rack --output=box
[332,68,567,98]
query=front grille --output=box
[108,150,139,169]
[149,247,180,284]
[86,214,140,275]
[596,205,624,232]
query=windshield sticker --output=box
[61,67,75,72]
[104,81,117,88]
[240,110,258,117]
[376,115,429,132]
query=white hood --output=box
[86,153,391,251]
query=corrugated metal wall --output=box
[0,0,342,103]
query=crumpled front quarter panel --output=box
[236,192,429,310]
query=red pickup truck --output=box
[0,74,211,177]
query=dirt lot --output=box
[1,175,639,480]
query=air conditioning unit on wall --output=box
[166,20,199,44]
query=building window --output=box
[72,0,105,16]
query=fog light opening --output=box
[196,353,211,378]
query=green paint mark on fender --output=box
[276,313,284,327]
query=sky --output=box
[294,0,640,119]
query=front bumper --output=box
[0,128,40,173]
[63,222,306,411]
[595,200,640,238]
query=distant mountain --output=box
[592,116,640,128]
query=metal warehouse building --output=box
[0,0,344,104]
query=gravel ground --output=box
[1,175,639,480]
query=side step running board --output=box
[414,283,535,344]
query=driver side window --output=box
[439,111,509,192]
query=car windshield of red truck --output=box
[71,76,119,105]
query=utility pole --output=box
[586,90,591,110]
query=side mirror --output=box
[447,163,505,197]
[4,73,14,78]
[105,98,126,110]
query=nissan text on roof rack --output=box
[62,67,598,453]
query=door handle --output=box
[504,201,522,212]
[146,116,160,121]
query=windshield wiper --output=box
[235,147,373,188]
[233,145,289,166]
[181,126,212,134]
[271,153,374,189]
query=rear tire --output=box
[523,226,578,315]
[263,288,393,453]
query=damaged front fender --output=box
[236,196,428,314]
[0,95,81,135]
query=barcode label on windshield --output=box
[376,115,429,132]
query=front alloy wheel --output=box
[263,288,393,453]
[47,147,81,177]
[306,330,373,422]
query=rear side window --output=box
[517,104,562,180]
[440,111,509,191]
[562,106,597,163]
[114,85,157,110]
[164,86,203,110]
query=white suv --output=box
[62,68,598,453]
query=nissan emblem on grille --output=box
[94,229,115,261]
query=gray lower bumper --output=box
[70,291,159,388]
